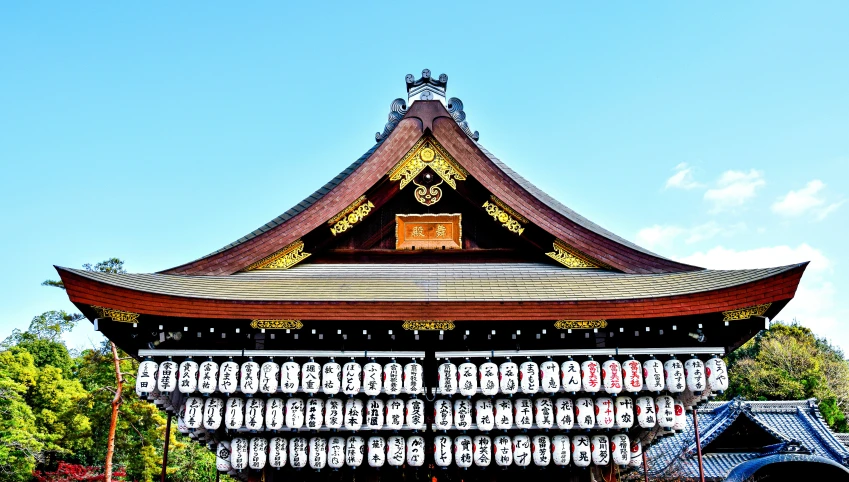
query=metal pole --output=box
[693,408,706,482]
[642,450,650,482]
[161,414,171,482]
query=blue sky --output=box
[1,2,847,352]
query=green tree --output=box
[0,350,43,481]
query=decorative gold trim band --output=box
[722,303,771,322]
[250,319,303,330]
[554,319,607,330]
[488,195,529,224]
[483,199,525,235]
[244,240,311,271]
[545,240,603,269]
[92,306,140,323]
[402,320,455,331]
[329,196,375,236]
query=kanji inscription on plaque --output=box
[395,214,462,250]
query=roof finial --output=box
[406,69,448,106]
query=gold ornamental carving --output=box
[483,196,527,235]
[722,303,771,322]
[92,306,140,323]
[402,320,455,331]
[245,239,311,271]
[545,240,603,269]
[388,137,468,206]
[554,319,608,330]
[395,213,462,250]
[328,196,375,236]
[250,319,303,330]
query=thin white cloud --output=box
[771,179,843,221]
[704,169,766,213]
[635,221,745,250]
[665,162,702,190]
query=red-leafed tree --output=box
[33,462,127,482]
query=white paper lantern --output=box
[581,359,602,393]
[475,399,494,431]
[325,398,343,430]
[322,360,342,395]
[629,440,643,467]
[365,398,384,430]
[552,435,570,466]
[494,399,513,430]
[643,358,665,392]
[345,436,364,467]
[301,360,321,395]
[157,360,178,393]
[309,437,327,470]
[406,398,425,430]
[178,359,198,394]
[455,435,473,468]
[575,397,596,429]
[615,396,635,429]
[249,437,267,470]
[664,358,685,394]
[224,397,244,430]
[437,361,458,396]
[305,397,324,431]
[269,437,287,468]
[555,398,575,429]
[327,436,345,469]
[344,398,363,431]
[197,360,217,395]
[494,435,512,467]
[434,399,452,430]
[363,362,383,396]
[673,398,687,432]
[367,437,386,467]
[245,398,264,432]
[265,398,285,431]
[458,361,477,396]
[513,434,532,467]
[685,357,707,394]
[239,360,259,395]
[285,398,305,430]
[218,360,239,395]
[540,360,560,394]
[479,361,499,396]
[611,433,630,466]
[281,360,300,394]
[289,437,307,469]
[434,435,452,467]
[635,396,656,428]
[403,361,423,395]
[176,408,188,435]
[386,435,405,467]
[454,399,472,430]
[706,356,729,393]
[383,361,402,396]
[656,395,675,429]
[230,437,248,470]
[561,359,582,393]
[184,396,203,429]
[602,358,623,395]
[216,441,232,472]
[595,397,615,429]
[259,360,279,394]
[203,397,224,430]
[623,358,643,393]
[342,360,362,395]
[572,434,591,468]
[406,435,425,467]
[385,398,404,430]
[513,398,533,429]
[591,434,610,466]
[499,360,519,395]
[532,434,550,467]
[519,360,540,394]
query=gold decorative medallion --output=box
[328,196,375,236]
[554,319,608,330]
[483,196,527,235]
[722,303,771,322]
[388,137,468,206]
[250,319,303,330]
[402,320,455,331]
[92,306,140,323]
[244,239,311,271]
[395,213,462,250]
[545,240,603,269]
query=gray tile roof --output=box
[61,262,800,302]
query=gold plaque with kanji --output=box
[395,214,462,250]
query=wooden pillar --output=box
[693,407,706,482]
[642,450,650,482]
[160,415,171,482]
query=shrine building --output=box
[57,70,812,482]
